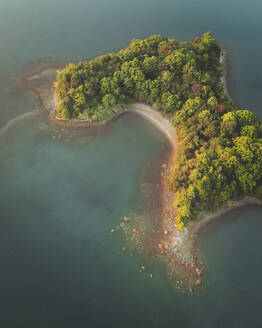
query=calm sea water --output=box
[0,0,261,327]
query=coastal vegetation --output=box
[54,32,227,120]
[170,107,262,230]
[54,32,262,229]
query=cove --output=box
[0,106,173,326]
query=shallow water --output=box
[0,111,172,327]
[0,0,262,327]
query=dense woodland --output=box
[54,32,262,229]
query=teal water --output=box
[0,0,262,327]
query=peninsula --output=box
[23,32,262,278]
[53,32,262,232]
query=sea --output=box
[0,0,261,327]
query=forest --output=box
[54,32,262,229]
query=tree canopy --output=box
[54,32,225,120]
[54,32,262,229]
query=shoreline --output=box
[219,45,238,107]
[160,47,261,267]
[190,197,262,260]
[22,48,261,272]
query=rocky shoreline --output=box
[158,47,262,270]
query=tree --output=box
[102,94,116,108]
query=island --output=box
[24,32,262,288]
[54,31,261,220]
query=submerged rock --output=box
[122,216,131,222]
[132,228,137,237]
[196,268,201,276]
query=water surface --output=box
[0,0,262,327]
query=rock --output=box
[195,268,201,276]
[158,243,163,250]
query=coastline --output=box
[161,47,262,268]
[189,197,262,259]
[160,47,262,267]
[23,48,261,274]
[220,46,230,96]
